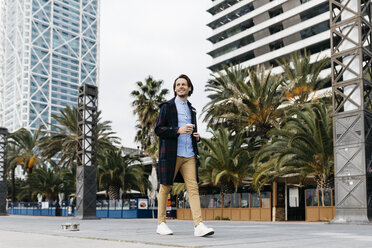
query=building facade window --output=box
[208,3,254,30]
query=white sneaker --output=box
[156,222,173,235]
[194,222,214,237]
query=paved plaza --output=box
[1,215,372,248]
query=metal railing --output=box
[8,201,57,216]
[7,199,158,219]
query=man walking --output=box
[155,74,214,237]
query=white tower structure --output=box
[0,0,99,133]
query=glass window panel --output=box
[223,194,231,208]
[207,2,254,29]
[185,197,190,208]
[129,199,137,209]
[206,195,213,208]
[232,193,240,208]
[213,194,221,208]
[178,195,183,208]
[319,188,332,206]
[102,200,109,209]
[269,7,283,18]
[250,193,260,208]
[123,199,130,210]
[108,200,121,210]
[241,193,249,208]
[306,188,318,206]
[200,195,206,208]
[261,192,271,208]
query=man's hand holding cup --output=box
[178,124,200,141]
[178,124,194,134]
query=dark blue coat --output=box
[155,97,200,185]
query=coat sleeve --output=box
[155,103,179,138]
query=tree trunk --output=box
[149,127,158,170]
[150,128,156,150]
[108,185,120,200]
[316,175,327,207]
[150,128,158,152]
[221,181,235,194]
[320,187,325,207]
[151,157,157,168]
[11,166,16,202]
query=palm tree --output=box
[8,178,28,202]
[48,159,75,197]
[6,144,22,201]
[277,50,330,105]
[97,147,149,200]
[203,64,250,132]
[8,126,43,201]
[131,76,168,165]
[39,105,119,168]
[26,164,73,201]
[199,127,260,194]
[241,66,286,137]
[204,65,285,138]
[253,103,333,206]
[8,127,43,174]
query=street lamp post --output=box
[0,127,8,215]
[330,0,372,223]
[75,84,98,219]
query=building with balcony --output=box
[207,0,330,72]
[205,0,333,222]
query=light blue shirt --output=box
[175,97,194,158]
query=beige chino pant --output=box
[158,156,202,226]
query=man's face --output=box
[174,78,191,98]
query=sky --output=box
[99,0,213,148]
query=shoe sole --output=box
[195,230,214,237]
[157,232,173,235]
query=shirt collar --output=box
[175,96,187,105]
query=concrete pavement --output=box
[1,215,372,247]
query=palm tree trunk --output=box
[108,185,120,200]
[149,128,158,170]
[151,157,157,169]
[150,128,156,150]
[11,166,16,202]
[316,176,326,207]
[221,181,235,194]
[320,187,325,207]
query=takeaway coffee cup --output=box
[185,124,195,133]
[186,124,195,129]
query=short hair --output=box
[173,74,194,97]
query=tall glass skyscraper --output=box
[0,0,99,133]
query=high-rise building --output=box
[0,0,99,133]
[0,0,6,127]
[206,0,330,72]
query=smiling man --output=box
[155,74,214,237]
